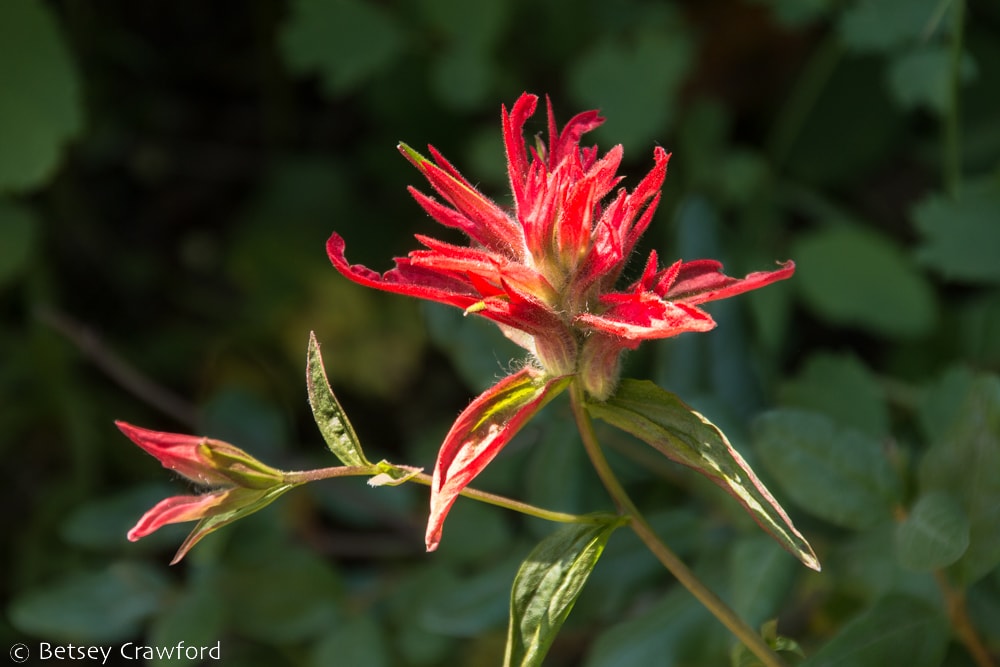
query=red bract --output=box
[327,93,794,549]
[328,93,793,400]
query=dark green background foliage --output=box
[3,0,999,665]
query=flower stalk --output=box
[568,381,790,667]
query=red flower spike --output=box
[327,92,796,546]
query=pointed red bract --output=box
[426,369,570,551]
[117,421,289,562]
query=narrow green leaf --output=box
[753,409,902,530]
[803,595,948,667]
[306,331,371,466]
[588,380,820,571]
[918,374,1000,584]
[505,519,624,667]
[895,492,970,571]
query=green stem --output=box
[569,381,789,667]
[283,464,597,525]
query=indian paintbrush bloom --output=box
[117,421,295,564]
[327,93,795,550]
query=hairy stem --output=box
[569,381,789,667]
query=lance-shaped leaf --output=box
[587,379,819,571]
[426,369,571,551]
[306,331,371,467]
[505,518,624,667]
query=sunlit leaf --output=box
[588,380,820,571]
[0,0,83,191]
[306,331,371,467]
[505,519,623,667]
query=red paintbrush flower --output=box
[117,421,294,563]
[327,93,794,549]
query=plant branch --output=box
[569,381,789,667]
[283,463,599,525]
[934,571,997,667]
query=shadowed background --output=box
[2,1,999,665]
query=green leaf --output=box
[584,586,716,667]
[913,179,1000,284]
[802,595,948,667]
[837,0,945,54]
[0,0,83,191]
[8,563,169,643]
[895,491,970,571]
[753,409,902,530]
[778,351,889,438]
[280,0,404,96]
[588,380,820,571]
[747,0,832,28]
[222,541,342,643]
[917,365,976,445]
[417,0,508,50]
[310,614,390,667]
[729,536,797,629]
[147,584,226,667]
[792,224,937,338]
[306,331,371,467]
[0,200,39,287]
[505,519,624,667]
[568,15,693,153]
[918,374,1000,584]
[888,46,977,114]
[421,556,520,637]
